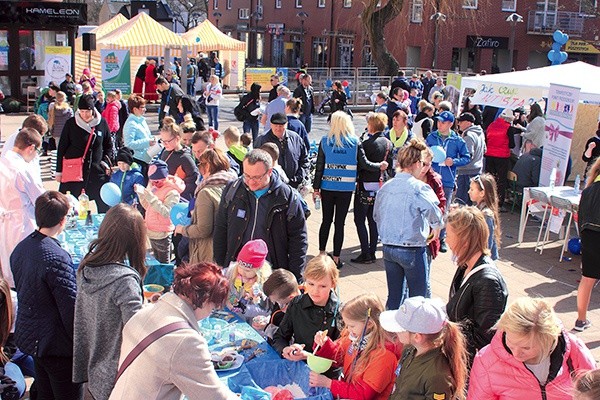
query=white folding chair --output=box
[541,195,578,262]
[526,189,552,253]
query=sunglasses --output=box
[471,175,485,190]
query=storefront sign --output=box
[539,84,580,188]
[245,67,288,91]
[466,81,544,109]
[1,2,87,25]
[44,46,71,86]
[565,40,600,54]
[466,36,509,49]
[101,49,131,94]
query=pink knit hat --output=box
[237,239,268,269]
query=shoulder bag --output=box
[61,128,94,183]
[358,142,391,206]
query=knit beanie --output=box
[148,159,169,180]
[237,239,268,269]
[116,147,134,165]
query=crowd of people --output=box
[0,63,599,399]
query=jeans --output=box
[150,235,172,263]
[440,186,454,241]
[383,245,430,310]
[206,105,219,130]
[455,174,476,206]
[187,78,195,96]
[299,113,313,133]
[34,356,83,400]
[353,195,378,256]
[319,190,353,257]
[243,119,260,141]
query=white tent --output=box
[460,62,600,108]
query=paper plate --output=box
[213,354,244,372]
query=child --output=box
[309,293,400,400]
[241,132,253,152]
[273,255,342,378]
[135,159,184,263]
[179,115,196,148]
[468,173,502,260]
[109,147,145,205]
[261,269,302,340]
[102,91,121,159]
[222,126,247,176]
[224,239,272,323]
[381,296,468,400]
[574,369,600,400]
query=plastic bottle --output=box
[78,189,90,220]
[574,174,581,192]
[549,167,557,190]
[314,195,321,211]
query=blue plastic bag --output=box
[228,359,333,400]
[143,263,175,287]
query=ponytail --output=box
[440,322,468,400]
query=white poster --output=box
[539,84,581,187]
[44,46,72,86]
[464,81,544,109]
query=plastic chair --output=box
[506,171,522,214]
[542,195,578,261]
[526,188,551,253]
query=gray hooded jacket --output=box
[457,124,486,176]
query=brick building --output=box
[208,0,600,73]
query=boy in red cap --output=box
[224,239,273,323]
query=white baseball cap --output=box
[380,296,447,334]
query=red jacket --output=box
[468,329,595,400]
[102,100,121,133]
[485,118,511,158]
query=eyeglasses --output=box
[159,136,178,145]
[35,145,43,155]
[422,161,431,167]
[243,170,269,182]
[471,175,485,190]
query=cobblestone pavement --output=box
[2,95,598,364]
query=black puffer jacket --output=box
[10,231,77,358]
[357,131,394,190]
[213,172,307,279]
[446,255,508,360]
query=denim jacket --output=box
[373,172,444,247]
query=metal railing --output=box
[526,10,585,36]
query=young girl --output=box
[468,173,502,260]
[273,255,342,378]
[224,239,272,323]
[381,296,468,400]
[135,159,184,263]
[102,91,122,159]
[574,369,600,400]
[308,293,400,400]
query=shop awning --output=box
[98,12,187,56]
[90,13,129,39]
[181,19,246,52]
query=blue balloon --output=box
[547,50,557,62]
[100,182,121,207]
[560,51,568,63]
[170,203,191,226]
[553,30,563,43]
[560,32,569,45]
[551,42,562,51]
[431,146,446,164]
[325,79,333,89]
[568,237,581,255]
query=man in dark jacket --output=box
[213,149,308,280]
[254,113,309,189]
[60,73,76,104]
[156,76,184,127]
[389,70,410,95]
[292,74,315,133]
[10,191,82,398]
[513,146,543,192]
[268,74,280,102]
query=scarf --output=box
[347,332,371,356]
[75,109,101,133]
[196,170,237,193]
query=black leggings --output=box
[318,190,353,257]
[485,156,510,206]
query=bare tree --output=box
[361,0,404,76]
[86,0,104,25]
[164,0,208,31]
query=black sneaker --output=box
[370,252,376,262]
[439,240,448,253]
[351,253,375,264]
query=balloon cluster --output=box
[547,30,569,65]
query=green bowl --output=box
[306,353,333,373]
[143,284,164,299]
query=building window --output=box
[272,35,284,66]
[580,0,597,15]
[410,0,423,23]
[463,0,477,9]
[343,0,352,7]
[502,0,516,11]
[214,0,218,10]
[337,38,354,68]
[275,0,282,8]
[362,41,375,67]
[239,8,250,19]
[318,0,326,7]
[226,0,232,10]
[312,37,328,67]
[295,0,302,8]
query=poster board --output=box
[100,49,131,94]
[44,46,72,87]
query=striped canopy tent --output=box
[98,12,188,56]
[91,13,129,38]
[180,19,246,52]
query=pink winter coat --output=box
[102,100,121,133]
[139,175,185,233]
[468,329,596,400]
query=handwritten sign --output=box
[467,82,544,109]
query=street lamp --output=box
[213,11,222,29]
[250,11,263,65]
[430,12,446,70]
[296,11,309,66]
[506,13,523,71]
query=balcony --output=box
[526,10,585,37]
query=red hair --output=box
[173,262,229,309]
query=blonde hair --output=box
[446,206,490,266]
[180,114,196,133]
[339,294,386,381]
[161,116,182,138]
[226,259,272,286]
[397,138,427,170]
[223,126,241,143]
[327,111,355,147]
[366,112,388,133]
[106,91,117,101]
[472,173,502,247]
[303,255,339,287]
[496,297,561,358]
[574,369,600,400]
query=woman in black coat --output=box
[55,94,113,212]
[238,82,261,140]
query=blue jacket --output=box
[11,231,77,358]
[123,114,154,164]
[319,136,358,192]
[426,130,471,188]
[255,129,309,189]
[287,115,310,151]
[109,165,145,205]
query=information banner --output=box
[44,46,71,87]
[100,49,131,94]
[539,84,581,187]
[465,81,544,109]
[245,67,288,91]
